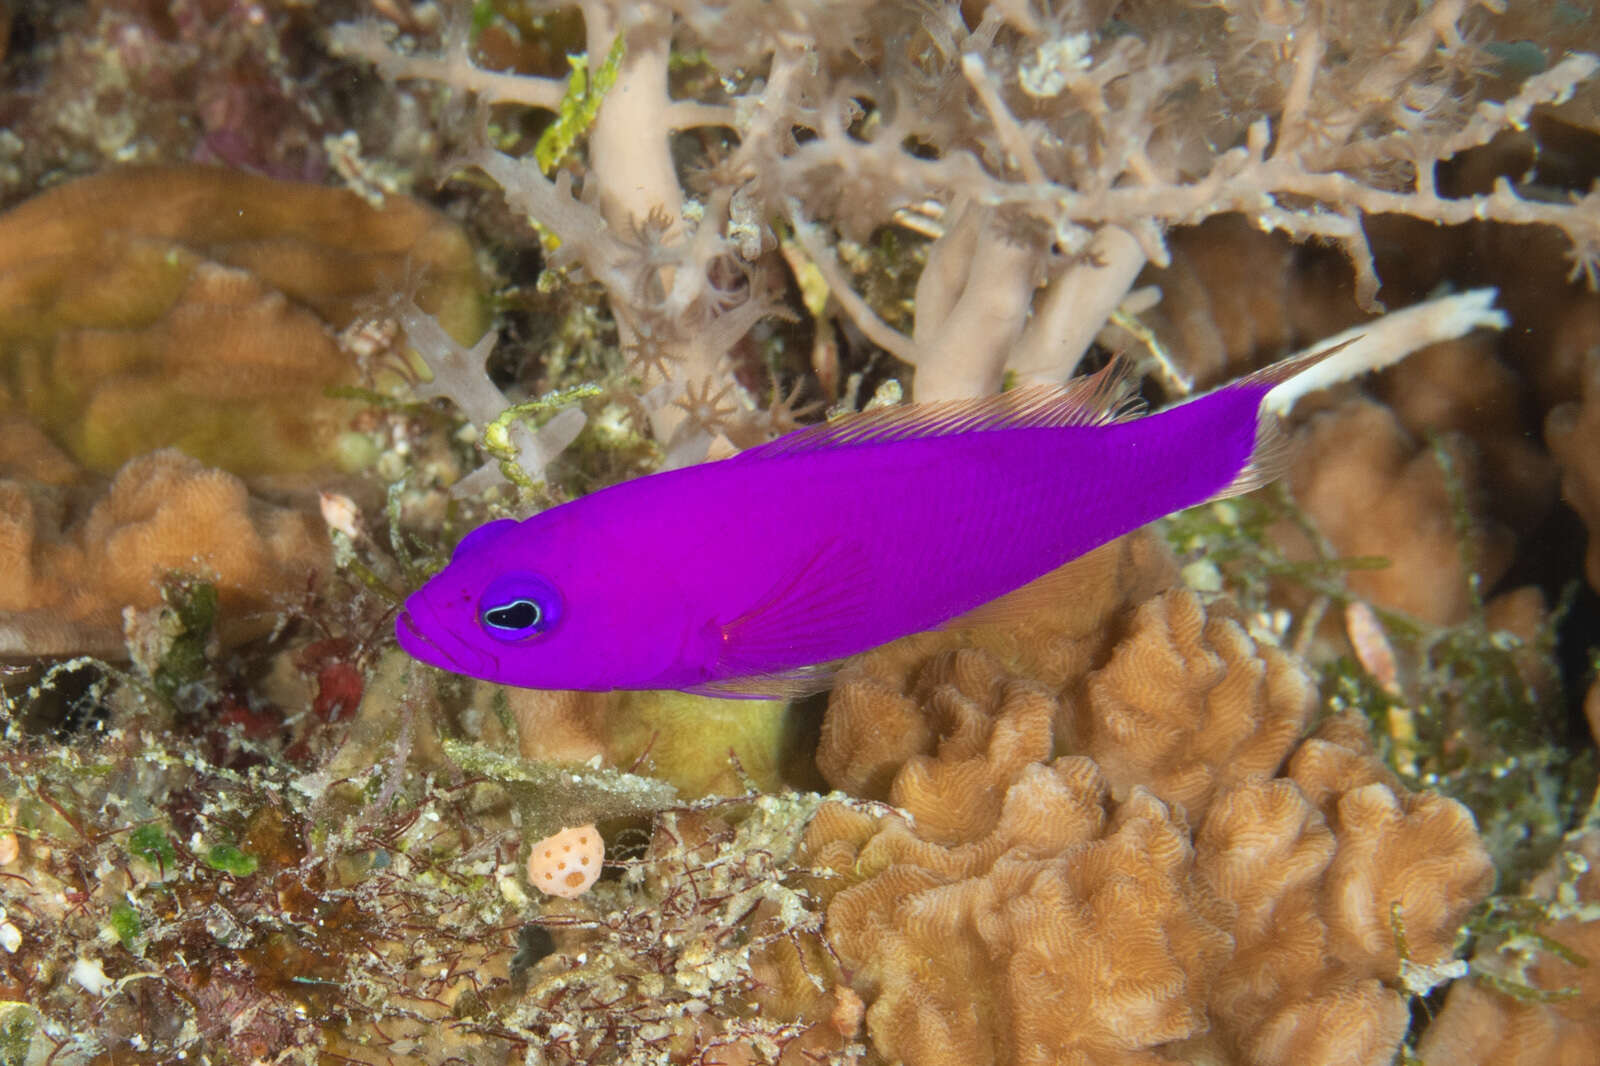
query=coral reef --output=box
[2,2,1599,1064]
[0,1,341,193]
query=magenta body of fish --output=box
[396,370,1280,695]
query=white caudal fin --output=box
[1261,288,1507,417]
[1208,287,1507,502]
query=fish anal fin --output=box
[683,662,843,701]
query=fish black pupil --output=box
[485,600,541,630]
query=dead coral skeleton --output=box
[334,0,1600,418]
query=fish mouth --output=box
[394,600,499,680]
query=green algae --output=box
[534,35,626,174]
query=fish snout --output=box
[395,600,500,680]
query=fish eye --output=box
[477,573,561,642]
[484,599,540,631]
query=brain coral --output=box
[0,165,483,475]
[802,546,1494,1066]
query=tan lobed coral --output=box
[1277,396,1515,626]
[799,555,1494,1066]
[1545,350,1600,595]
[0,448,327,657]
[0,164,483,476]
[817,529,1179,800]
[1370,336,1557,539]
[1416,831,1600,1066]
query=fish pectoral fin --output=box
[682,662,844,701]
[712,537,874,687]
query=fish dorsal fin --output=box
[734,358,1144,460]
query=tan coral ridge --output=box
[0,164,483,476]
[794,539,1494,1066]
[1417,830,1600,1066]
[0,449,327,657]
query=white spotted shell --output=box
[526,823,603,898]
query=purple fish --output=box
[396,352,1326,697]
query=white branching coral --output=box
[333,0,1600,420]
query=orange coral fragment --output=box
[0,449,327,657]
[1281,397,1513,625]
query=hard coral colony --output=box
[3,1,1600,1065]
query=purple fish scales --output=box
[397,359,1300,696]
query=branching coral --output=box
[337,0,1600,424]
